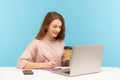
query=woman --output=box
[17,11,68,69]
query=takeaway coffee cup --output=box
[62,46,73,66]
[64,46,73,60]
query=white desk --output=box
[0,67,120,80]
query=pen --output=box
[42,54,50,62]
[42,54,56,66]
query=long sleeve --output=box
[17,39,65,69]
[17,40,38,69]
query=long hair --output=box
[35,11,65,40]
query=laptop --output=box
[52,44,104,77]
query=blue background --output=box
[0,0,120,67]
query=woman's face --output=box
[46,19,62,38]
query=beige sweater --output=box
[17,39,65,69]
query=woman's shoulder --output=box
[57,40,65,46]
[29,39,42,45]
[57,40,64,43]
[31,39,42,42]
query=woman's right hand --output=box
[42,61,56,69]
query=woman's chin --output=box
[53,35,58,38]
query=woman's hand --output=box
[42,61,56,69]
[61,53,72,67]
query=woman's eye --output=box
[59,26,62,29]
[53,25,62,29]
[53,25,57,28]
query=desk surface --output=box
[0,67,120,80]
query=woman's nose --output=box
[56,28,61,32]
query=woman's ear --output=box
[44,26,48,33]
[44,28,47,33]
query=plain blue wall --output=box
[0,0,120,67]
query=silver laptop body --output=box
[52,44,104,77]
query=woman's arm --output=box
[17,39,38,69]
[17,39,56,69]
[24,61,56,69]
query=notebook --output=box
[51,44,104,77]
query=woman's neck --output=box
[42,35,56,43]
